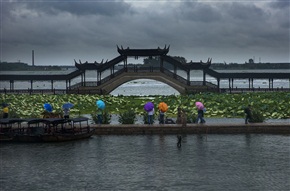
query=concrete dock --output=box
[91,123,290,135]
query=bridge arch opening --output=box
[110,79,180,96]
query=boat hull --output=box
[1,129,95,143]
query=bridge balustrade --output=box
[126,66,160,72]
[70,82,83,89]
[205,81,218,88]
[190,81,203,86]
[99,68,126,85]
[162,68,188,85]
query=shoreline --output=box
[91,123,290,135]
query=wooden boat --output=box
[0,118,26,141]
[0,117,95,142]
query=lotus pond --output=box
[1,92,289,119]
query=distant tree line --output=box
[143,56,290,70]
[0,62,62,71]
[210,62,290,70]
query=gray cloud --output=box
[28,0,132,16]
[269,0,290,9]
[1,1,289,65]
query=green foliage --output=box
[249,110,265,123]
[1,92,289,120]
[91,110,111,124]
[186,113,196,123]
[118,109,136,124]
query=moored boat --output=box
[0,117,95,142]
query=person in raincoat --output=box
[2,104,9,118]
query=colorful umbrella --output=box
[195,102,204,110]
[158,102,168,112]
[144,102,154,112]
[44,103,53,112]
[96,100,105,110]
[62,102,74,109]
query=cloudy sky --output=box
[1,0,289,66]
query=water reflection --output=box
[1,135,289,191]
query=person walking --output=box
[244,105,252,124]
[196,108,205,124]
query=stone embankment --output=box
[91,123,290,135]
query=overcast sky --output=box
[1,0,289,66]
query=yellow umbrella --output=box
[158,102,168,112]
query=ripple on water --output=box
[0,135,289,191]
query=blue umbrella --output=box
[44,103,53,112]
[62,102,74,109]
[96,100,105,110]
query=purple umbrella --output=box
[144,102,154,112]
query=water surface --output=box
[1,135,289,191]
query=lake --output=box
[0,134,289,191]
[1,69,289,191]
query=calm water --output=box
[1,135,289,191]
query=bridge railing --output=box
[162,68,188,85]
[0,89,67,95]
[205,81,218,88]
[69,68,126,89]
[99,68,126,85]
[70,82,83,89]
[126,66,160,72]
[189,81,204,86]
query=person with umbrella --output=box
[2,103,9,118]
[158,102,168,124]
[144,102,154,125]
[195,102,206,124]
[96,100,105,124]
[62,102,74,119]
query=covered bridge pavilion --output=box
[204,68,290,91]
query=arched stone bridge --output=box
[74,68,214,94]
